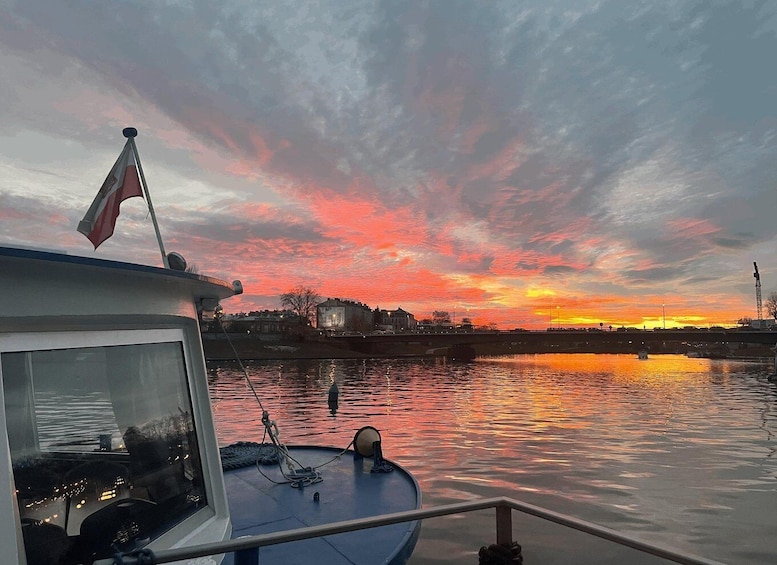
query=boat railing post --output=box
[495,502,512,546]
[234,546,259,565]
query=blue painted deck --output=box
[221,446,421,565]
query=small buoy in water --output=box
[328,382,339,414]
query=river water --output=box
[207,354,777,565]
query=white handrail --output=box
[94,496,728,565]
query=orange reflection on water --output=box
[208,354,777,565]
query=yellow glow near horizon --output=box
[526,287,557,299]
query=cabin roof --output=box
[0,245,237,321]
[1,246,234,295]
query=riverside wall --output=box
[202,333,776,361]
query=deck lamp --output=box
[353,426,394,473]
[353,426,381,457]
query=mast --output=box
[123,127,170,269]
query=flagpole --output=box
[123,127,170,269]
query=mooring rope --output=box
[217,322,387,485]
[218,323,326,484]
[219,442,280,470]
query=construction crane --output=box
[754,261,763,322]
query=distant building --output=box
[317,298,373,332]
[222,310,301,336]
[749,319,777,330]
[377,307,417,332]
[416,321,455,333]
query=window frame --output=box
[0,325,226,561]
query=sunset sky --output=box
[2,1,777,330]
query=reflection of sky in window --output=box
[3,342,193,454]
[34,391,119,451]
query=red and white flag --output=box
[77,141,144,248]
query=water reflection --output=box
[207,354,777,564]
[385,368,393,413]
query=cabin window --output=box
[1,335,206,565]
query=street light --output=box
[662,303,666,330]
[557,306,560,329]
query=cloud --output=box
[2,1,777,328]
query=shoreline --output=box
[202,335,775,362]
[202,336,413,361]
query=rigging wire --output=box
[218,321,347,484]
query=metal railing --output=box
[95,496,728,565]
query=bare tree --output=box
[432,311,451,324]
[766,293,777,320]
[280,286,320,326]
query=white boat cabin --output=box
[0,247,239,565]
